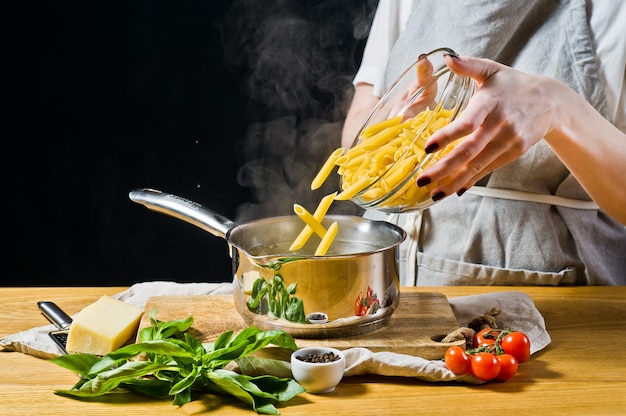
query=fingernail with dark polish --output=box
[424,143,439,154]
[456,188,466,197]
[416,177,431,187]
[418,53,427,60]
[432,192,446,202]
[445,52,460,60]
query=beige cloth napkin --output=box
[1,282,550,383]
[342,290,551,384]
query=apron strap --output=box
[465,186,599,210]
[388,211,423,286]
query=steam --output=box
[218,0,377,221]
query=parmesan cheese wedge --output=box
[66,295,143,355]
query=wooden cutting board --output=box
[138,292,464,360]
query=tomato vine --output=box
[444,327,531,382]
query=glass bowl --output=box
[339,47,475,213]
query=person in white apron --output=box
[344,0,626,285]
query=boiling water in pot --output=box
[247,240,383,257]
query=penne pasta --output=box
[361,187,385,201]
[335,176,374,201]
[338,150,366,168]
[384,154,417,189]
[289,192,337,251]
[361,122,412,151]
[360,115,403,138]
[314,191,337,215]
[332,107,460,208]
[311,147,344,190]
[315,221,338,256]
[293,204,327,238]
[290,105,461,256]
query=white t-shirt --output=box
[354,0,626,132]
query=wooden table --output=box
[2,286,625,415]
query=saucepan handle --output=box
[128,188,236,239]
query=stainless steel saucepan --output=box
[129,188,406,338]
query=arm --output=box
[415,54,626,225]
[342,50,436,149]
[341,83,380,148]
[342,0,412,148]
[544,87,626,224]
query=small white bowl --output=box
[307,312,329,324]
[290,347,345,393]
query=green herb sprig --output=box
[246,259,307,324]
[50,310,305,415]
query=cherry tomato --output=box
[496,353,519,381]
[476,338,496,348]
[354,296,362,316]
[501,331,531,363]
[473,328,502,348]
[360,305,368,316]
[471,353,501,381]
[444,346,472,375]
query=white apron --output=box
[365,0,626,285]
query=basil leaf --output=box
[204,369,259,411]
[236,356,293,378]
[139,310,194,342]
[284,298,306,323]
[245,374,305,402]
[89,340,194,374]
[55,361,179,397]
[184,332,206,356]
[286,282,297,296]
[204,341,248,367]
[123,378,172,398]
[50,353,100,377]
[230,326,264,344]
[246,269,306,323]
[212,330,234,350]
[51,317,304,414]
[242,329,299,353]
[208,369,305,412]
[172,386,192,406]
[169,365,199,395]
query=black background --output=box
[1,1,375,286]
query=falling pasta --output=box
[289,192,338,252]
[289,106,458,254]
[329,107,457,207]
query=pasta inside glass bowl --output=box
[337,47,475,213]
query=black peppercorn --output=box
[296,351,341,363]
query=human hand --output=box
[415,55,559,200]
[382,54,438,120]
[399,54,437,116]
